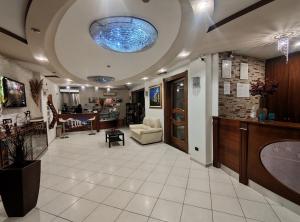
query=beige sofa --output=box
[129,117,163,144]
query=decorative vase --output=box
[257,96,268,121]
[0,160,41,217]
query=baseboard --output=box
[190,157,212,168]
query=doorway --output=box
[127,88,145,124]
[164,71,188,153]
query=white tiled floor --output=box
[0,129,299,222]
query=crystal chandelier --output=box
[275,33,294,63]
[89,16,158,53]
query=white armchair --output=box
[129,117,163,144]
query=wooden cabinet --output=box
[266,52,300,122]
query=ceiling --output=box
[0,0,29,38]
[212,0,260,23]
[0,0,299,88]
[55,0,182,81]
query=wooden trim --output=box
[25,0,33,24]
[0,27,28,44]
[239,122,249,185]
[207,0,275,32]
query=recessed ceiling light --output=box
[142,77,149,80]
[65,78,72,82]
[177,50,191,58]
[95,86,99,90]
[158,68,167,73]
[81,85,85,90]
[34,55,48,62]
[31,27,41,33]
[126,82,132,85]
[66,86,70,90]
[294,41,300,47]
[107,87,111,92]
[192,0,211,13]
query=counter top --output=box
[213,116,300,130]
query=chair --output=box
[87,116,96,135]
[59,118,69,139]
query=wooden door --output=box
[170,78,187,151]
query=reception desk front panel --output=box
[213,117,300,205]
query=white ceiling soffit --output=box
[54,0,182,82]
[0,0,29,39]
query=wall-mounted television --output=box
[0,76,27,108]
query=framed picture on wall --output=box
[149,84,162,108]
[222,60,232,78]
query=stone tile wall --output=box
[219,53,265,119]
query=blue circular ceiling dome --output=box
[90,16,158,53]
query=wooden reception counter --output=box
[213,117,300,205]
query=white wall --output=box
[0,53,60,144]
[0,54,42,120]
[41,77,60,144]
[136,56,218,165]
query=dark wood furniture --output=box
[0,122,48,169]
[105,130,125,148]
[266,52,300,122]
[213,117,300,205]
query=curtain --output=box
[61,93,80,106]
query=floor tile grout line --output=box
[208,167,215,222]
[179,157,191,222]
[12,130,294,222]
[146,151,181,222]
[264,193,283,222]
[229,172,248,221]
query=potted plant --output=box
[250,79,278,121]
[0,129,41,217]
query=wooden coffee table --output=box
[105,129,125,148]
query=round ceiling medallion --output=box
[87,76,115,84]
[89,16,158,53]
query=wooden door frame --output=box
[163,71,189,153]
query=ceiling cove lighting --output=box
[90,16,158,53]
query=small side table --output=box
[105,129,125,148]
